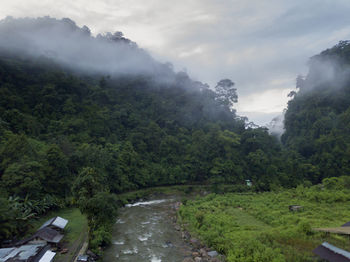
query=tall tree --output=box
[214,79,238,110]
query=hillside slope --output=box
[282,41,350,182]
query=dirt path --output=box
[73,239,89,262]
[55,230,88,262]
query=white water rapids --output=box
[103,197,191,261]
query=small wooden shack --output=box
[245,180,252,187]
[313,242,350,262]
[341,222,350,227]
[289,205,303,212]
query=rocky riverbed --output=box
[103,196,223,262]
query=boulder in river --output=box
[182,231,191,240]
[207,251,218,257]
[199,248,208,257]
[174,202,182,210]
[165,241,173,247]
[190,238,201,248]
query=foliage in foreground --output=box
[179,177,350,262]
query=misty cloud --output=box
[266,113,285,139]
[0,17,170,77]
[300,49,350,93]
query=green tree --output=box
[43,144,69,197]
[2,160,43,199]
[72,167,105,202]
[214,79,238,109]
[79,192,118,230]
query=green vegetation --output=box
[179,177,350,261]
[1,17,350,259]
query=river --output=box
[103,197,192,262]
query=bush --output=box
[195,211,205,228]
[227,239,285,262]
[89,226,112,255]
[297,221,313,235]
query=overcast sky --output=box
[1,0,350,125]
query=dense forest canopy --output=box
[1,17,350,252]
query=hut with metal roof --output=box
[15,228,63,246]
[313,242,350,262]
[341,222,350,227]
[39,216,68,231]
[289,205,303,212]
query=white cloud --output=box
[237,87,293,114]
[178,46,204,58]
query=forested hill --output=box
[282,40,350,182]
[0,17,285,206]
[0,53,251,194]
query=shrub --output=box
[89,226,112,255]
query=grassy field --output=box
[179,183,350,262]
[29,207,88,262]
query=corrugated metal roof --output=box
[35,227,64,244]
[322,242,350,259]
[39,216,68,230]
[38,250,55,262]
[39,218,55,230]
[0,244,45,262]
[52,217,68,229]
[15,228,63,246]
[342,221,350,227]
[0,248,14,260]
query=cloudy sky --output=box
[1,0,350,125]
